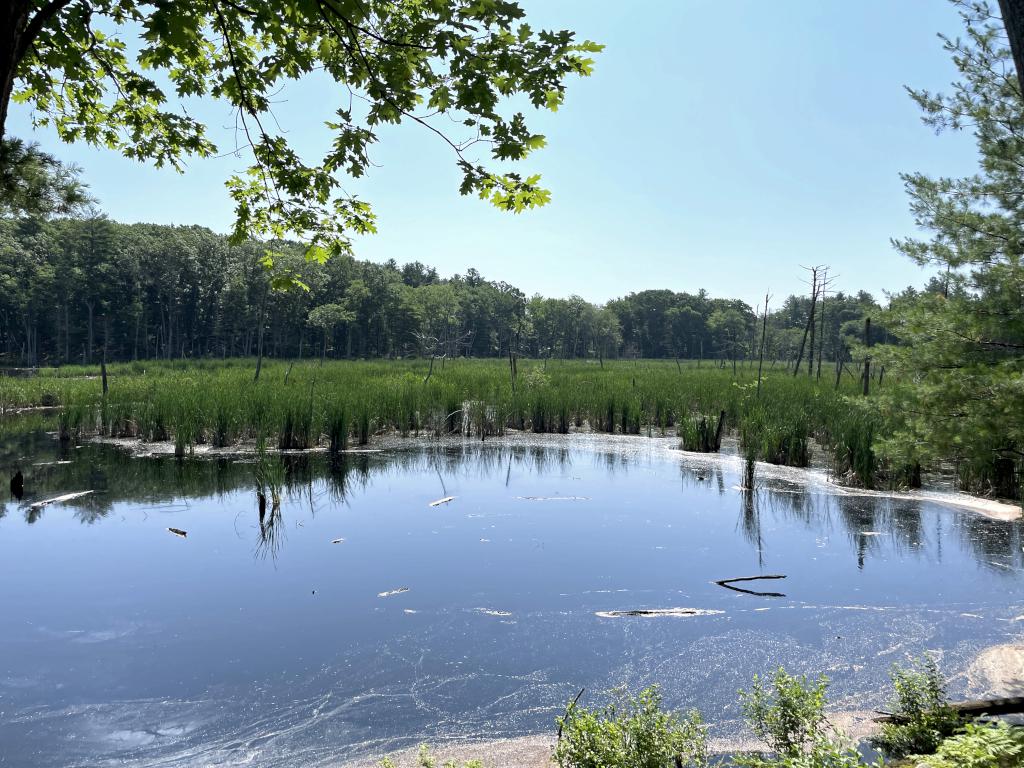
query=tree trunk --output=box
[793,284,817,376]
[816,288,826,380]
[862,317,871,397]
[86,301,94,363]
[756,294,768,397]
[806,287,817,378]
[999,0,1024,96]
[253,284,268,382]
[0,1,31,144]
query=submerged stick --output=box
[714,574,787,598]
[874,696,1024,723]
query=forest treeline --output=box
[0,214,891,367]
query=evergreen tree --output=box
[877,1,1024,497]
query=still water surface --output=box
[1,430,1022,767]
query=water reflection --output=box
[2,425,1024,768]
[2,427,1023,573]
[256,492,286,561]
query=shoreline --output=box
[337,714,883,768]
[342,640,1024,768]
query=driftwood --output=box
[715,574,787,598]
[428,495,456,507]
[167,527,188,538]
[28,490,94,511]
[874,697,1024,723]
[595,608,725,619]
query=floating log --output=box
[474,608,512,617]
[874,697,1024,723]
[596,608,725,618]
[28,490,93,511]
[715,574,787,598]
[167,527,188,538]
[428,496,455,507]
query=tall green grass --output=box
[1,358,886,484]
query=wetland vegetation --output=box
[0,357,901,493]
[3,0,1024,766]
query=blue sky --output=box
[8,1,980,307]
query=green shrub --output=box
[733,739,874,768]
[912,721,1024,768]
[554,685,708,768]
[735,668,882,768]
[869,655,960,759]
[738,668,830,759]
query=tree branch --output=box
[16,0,75,63]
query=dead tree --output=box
[793,265,823,376]
[756,293,770,397]
[862,317,872,396]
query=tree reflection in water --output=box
[1,423,1021,571]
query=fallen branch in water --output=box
[874,696,1024,722]
[167,527,188,538]
[28,490,94,511]
[428,496,455,507]
[714,574,787,598]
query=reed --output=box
[0,358,897,486]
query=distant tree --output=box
[665,305,704,359]
[2,1,601,262]
[308,302,355,364]
[708,306,749,374]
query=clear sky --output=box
[7,0,981,307]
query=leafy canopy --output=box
[10,0,602,257]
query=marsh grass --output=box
[2,358,891,485]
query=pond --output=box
[1,427,1022,767]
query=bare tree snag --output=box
[862,317,871,396]
[757,293,769,397]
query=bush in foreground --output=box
[554,685,709,768]
[869,655,960,759]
